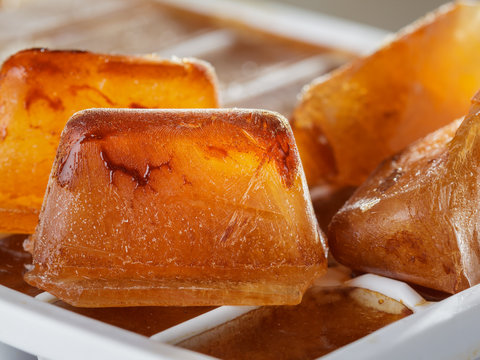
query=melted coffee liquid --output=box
[179,287,411,360]
[0,234,42,296]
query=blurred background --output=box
[1,0,448,31]
[278,0,447,31]
[0,0,452,116]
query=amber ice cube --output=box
[24,108,327,307]
[329,92,480,294]
[0,48,219,234]
[292,2,480,190]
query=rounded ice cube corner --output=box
[0,48,220,234]
[24,108,328,307]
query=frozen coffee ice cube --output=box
[292,2,480,190]
[24,108,327,307]
[0,49,219,234]
[329,92,480,294]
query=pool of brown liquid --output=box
[178,287,411,360]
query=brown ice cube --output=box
[0,49,219,234]
[24,108,327,307]
[178,286,411,360]
[292,2,480,190]
[329,92,480,294]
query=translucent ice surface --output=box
[25,108,327,307]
